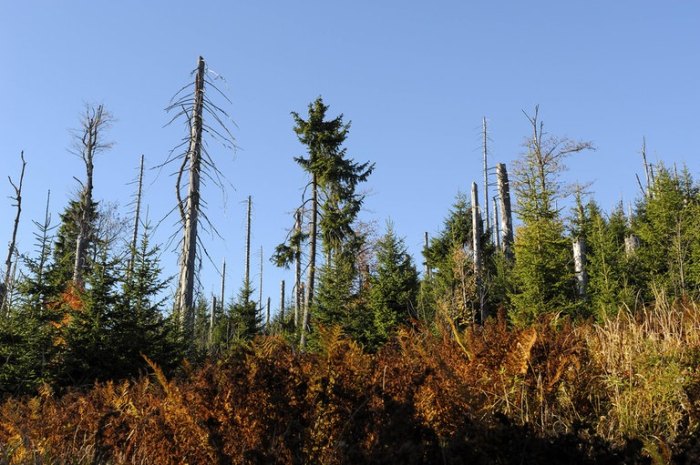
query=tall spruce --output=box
[283,97,374,348]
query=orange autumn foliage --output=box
[3,310,699,464]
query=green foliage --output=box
[422,194,498,326]
[314,247,371,347]
[367,222,419,348]
[584,203,636,319]
[46,198,99,289]
[116,226,180,375]
[632,165,700,300]
[226,282,262,343]
[292,97,375,259]
[509,109,592,325]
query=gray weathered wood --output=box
[175,57,206,338]
[280,280,285,322]
[482,117,490,233]
[300,173,318,350]
[573,237,588,297]
[2,152,26,315]
[496,163,514,260]
[471,182,484,323]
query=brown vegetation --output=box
[3,300,700,464]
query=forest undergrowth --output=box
[3,299,700,464]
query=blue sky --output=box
[2,1,699,311]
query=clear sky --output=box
[2,1,699,312]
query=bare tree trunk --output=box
[2,152,26,315]
[573,237,588,298]
[471,182,485,323]
[258,245,264,313]
[220,258,226,314]
[641,137,651,197]
[294,209,302,328]
[280,280,285,322]
[245,195,252,301]
[176,57,206,339]
[423,231,431,279]
[73,105,111,287]
[492,196,500,250]
[497,163,514,260]
[127,154,145,279]
[209,295,217,347]
[482,117,490,234]
[300,174,318,350]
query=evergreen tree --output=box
[227,282,261,343]
[423,194,495,326]
[368,222,418,349]
[509,107,593,325]
[0,194,59,394]
[114,224,179,377]
[281,97,374,347]
[632,165,699,300]
[47,198,99,293]
[57,246,120,385]
[585,202,634,318]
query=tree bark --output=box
[73,106,108,287]
[300,174,318,350]
[471,182,484,323]
[482,117,490,233]
[280,280,285,322]
[127,154,145,280]
[294,209,302,328]
[497,163,514,260]
[245,195,252,302]
[492,196,500,250]
[176,56,206,339]
[2,152,26,315]
[573,237,588,298]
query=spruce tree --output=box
[423,194,494,326]
[632,165,699,300]
[368,222,418,349]
[585,202,633,318]
[509,107,593,325]
[115,223,179,377]
[281,97,374,348]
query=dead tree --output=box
[492,196,500,250]
[258,245,264,313]
[423,231,431,279]
[496,163,514,260]
[127,154,145,279]
[245,196,253,302]
[294,209,302,328]
[72,105,112,287]
[220,258,226,314]
[280,280,285,322]
[641,137,651,196]
[163,56,235,341]
[209,295,217,347]
[572,191,589,299]
[1,152,26,315]
[471,182,484,323]
[174,57,206,337]
[482,117,490,233]
[300,174,318,350]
